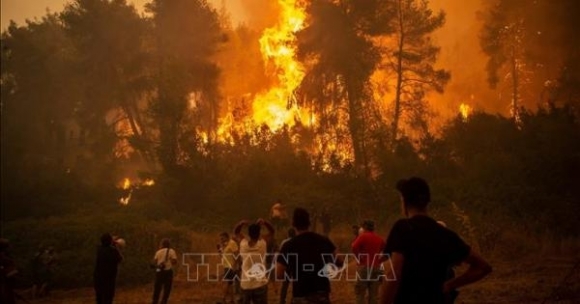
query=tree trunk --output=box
[346,78,367,177]
[511,45,519,121]
[121,101,155,167]
[392,0,405,145]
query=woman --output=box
[152,238,178,304]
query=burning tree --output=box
[295,0,393,176]
[479,0,528,122]
[479,0,580,119]
[146,0,223,172]
[385,0,450,143]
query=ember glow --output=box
[121,178,131,190]
[460,103,472,121]
[119,189,132,206]
[142,179,155,187]
[117,178,155,205]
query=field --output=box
[18,230,580,304]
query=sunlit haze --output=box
[1,0,248,29]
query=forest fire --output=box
[3,0,580,303]
[252,0,309,131]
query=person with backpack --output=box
[152,238,178,304]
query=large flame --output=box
[252,0,310,131]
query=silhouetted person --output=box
[270,199,288,232]
[94,233,123,304]
[319,207,332,237]
[276,207,342,304]
[0,239,17,304]
[278,228,296,304]
[31,245,56,298]
[380,177,492,304]
[262,221,278,296]
[152,238,178,304]
[218,232,239,304]
[352,220,385,304]
[352,224,361,242]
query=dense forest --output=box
[1,0,579,290]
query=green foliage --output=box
[4,208,194,288]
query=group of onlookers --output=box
[0,176,492,304]
[215,177,491,304]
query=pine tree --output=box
[386,0,449,143]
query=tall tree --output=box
[1,15,78,177]
[387,0,449,143]
[146,0,223,172]
[479,0,529,121]
[296,0,393,176]
[61,0,153,164]
[478,0,580,118]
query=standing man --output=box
[352,220,385,304]
[319,207,332,237]
[270,199,288,232]
[152,238,178,304]
[94,233,123,304]
[0,239,17,304]
[278,228,296,304]
[380,177,492,304]
[276,207,342,304]
[238,222,268,304]
[218,232,239,304]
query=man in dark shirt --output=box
[94,233,123,304]
[380,177,492,304]
[276,208,342,304]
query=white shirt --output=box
[153,248,177,270]
[239,239,268,290]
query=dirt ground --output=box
[23,255,580,304]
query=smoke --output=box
[428,0,503,119]
[237,0,281,31]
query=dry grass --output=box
[21,228,580,304]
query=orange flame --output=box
[120,178,131,190]
[119,189,132,205]
[459,103,472,121]
[252,0,310,131]
[116,178,154,205]
[142,179,155,187]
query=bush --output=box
[3,208,195,288]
